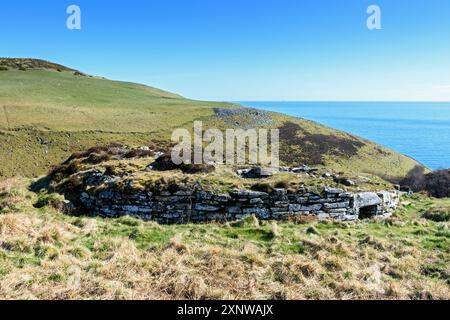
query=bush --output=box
[274,181,289,189]
[34,190,73,214]
[400,167,450,198]
[49,160,81,178]
[150,154,215,174]
[422,209,449,222]
[400,165,426,192]
[63,145,153,164]
[250,183,274,193]
[181,163,215,174]
[124,149,154,159]
[0,66,8,71]
[424,170,450,198]
[150,154,182,171]
[82,152,111,164]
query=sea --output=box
[238,101,450,170]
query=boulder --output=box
[334,176,356,186]
[292,165,318,174]
[353,192,381,209]
[240,167,276,179]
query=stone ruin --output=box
[72,171,401,224]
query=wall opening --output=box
[358,205,378,219]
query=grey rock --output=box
[334,176,356,186]
[194,204,220,212]
[300,204,323,212]
[231,190,269,198]
[353,192,381,208]
[240,167,276,179]
[317,212,331,220]
[214,193,232,202]
[323,202,350,209]
[250,198,264,205]
[242,207,270,219]
[324,186,344,195]
[288,204,303,212]
[227,206,242,215]
[341,215,358,221]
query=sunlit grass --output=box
[0,178,448,299]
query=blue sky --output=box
[1,0,450,101]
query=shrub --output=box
[63,145,152,164]
[34,190,66,210]
[57,174,83,193]
[104,165,117,176]
[150,154,215,174]
[82,152,111,164]
[400,165,426,192]
[150,154,180,171]
[424,170,450,198]
[250,183,273,193]
[422,209,449,222]
[48,160,81,179]
[274,180,289,189]
[181,163,215,174]
[400,167,450,198]
[124,149,154,159]
[0,66,8,71]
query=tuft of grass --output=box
[34,190,59,208]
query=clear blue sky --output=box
[1,0,450,101]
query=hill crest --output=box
[0,58,84,74]
[0,58,423,179]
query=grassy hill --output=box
[0,58,421,178]
[0,59,448,301]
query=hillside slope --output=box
[0,58,421,178]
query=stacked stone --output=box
[77,175,400,224]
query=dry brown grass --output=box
[0,179,448,300]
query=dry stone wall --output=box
[76,173,400,223]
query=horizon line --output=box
[230,100,450,103]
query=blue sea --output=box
[238,102,450,170]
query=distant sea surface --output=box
[238,101,450,170]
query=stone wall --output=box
[77,175,400,223]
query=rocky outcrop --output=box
[70,172,401,224]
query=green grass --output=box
[0,60,422,180]
[0,70,229,132]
